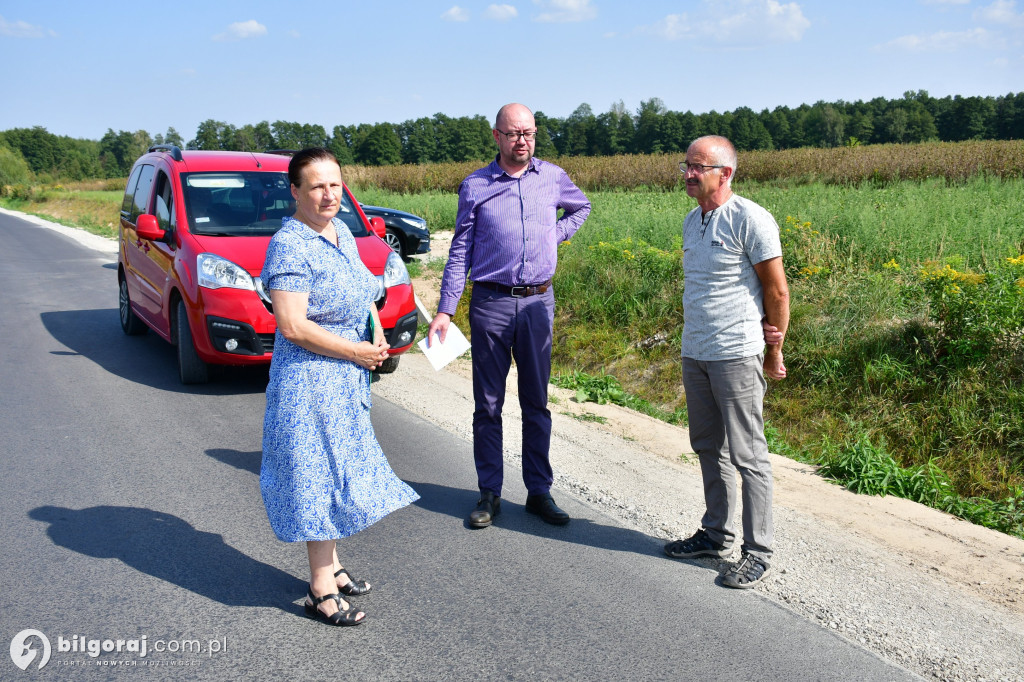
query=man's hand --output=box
[762,320,783,346]
[427,313,452,347]
[754,256,789,381]
[764,349,787,380]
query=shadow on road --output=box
[403,480,685,562]
[207,440,686,564]
[40,309,270,394]
[202,452,670,562]
[207,448,262,475]
[29,505,304,611]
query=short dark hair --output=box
[288,147,341,188]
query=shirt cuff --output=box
[437,293,460,317]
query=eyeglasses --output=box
[679,161,726,174]
[496,129,538,141]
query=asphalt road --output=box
[0,212,917,681]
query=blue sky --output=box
[1,0,1021,141]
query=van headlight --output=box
[198,253,255,290]
[381,251,411,287]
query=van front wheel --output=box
[176,300,209,384]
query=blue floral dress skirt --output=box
[260,216,419,542]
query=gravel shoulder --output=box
[393,232,1024,682]
[18,211,1024,681]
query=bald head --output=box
[495,103,534,129]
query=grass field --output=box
[1,187,122,239]
[4,143,1023,536]
[358,177,1024,538]
[356,175,1024,265]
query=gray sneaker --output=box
[664,529,731,559]
[722,552,772,589]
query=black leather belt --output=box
[474,279,552,298]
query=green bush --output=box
[0,144,32,193]
[916,256,1024,360]
[5,184,39,201]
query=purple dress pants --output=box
[468,284,555,497]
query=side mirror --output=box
[369,216,387,240]
[136,214,166,241]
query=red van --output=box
[117,146,417,383]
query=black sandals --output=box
[334,567,372,596]
[304,586,366,626]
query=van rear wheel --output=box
[119,277,148,335]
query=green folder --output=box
[367,312,374,387]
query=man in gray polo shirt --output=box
[664,135,790,589]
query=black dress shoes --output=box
[469,491,500,528]
[525,493,570,525]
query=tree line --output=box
[2,91,1022,183]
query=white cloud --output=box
[484,4,519,21]
[974,0,1024,26]
[644,1,809,45]
[721,0,810,42]
[0,14,54,38]
[533,0,597,23]
[213,20,267,41]
[878,27,1003,51]
[442,6,470,21]
[656,13,693,40]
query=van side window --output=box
[129,165,156,225]
[153,171,175,232]
[120,165,144,217]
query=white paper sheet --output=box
[417,323,471,371]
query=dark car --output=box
[359,203,430,259]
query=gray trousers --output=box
[682,355,774,559]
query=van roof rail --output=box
[149,144,183,162]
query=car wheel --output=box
[176,300,209,384]
[119,277,148,335]
[375,355,400,375]
[384,228,405,258]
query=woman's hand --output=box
[351,340,389,370]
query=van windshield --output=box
[181,171,369,238]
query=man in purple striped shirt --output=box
[428,102,591,528]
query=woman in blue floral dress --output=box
[261,148,419,627]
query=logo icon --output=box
[10,629,51,671]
